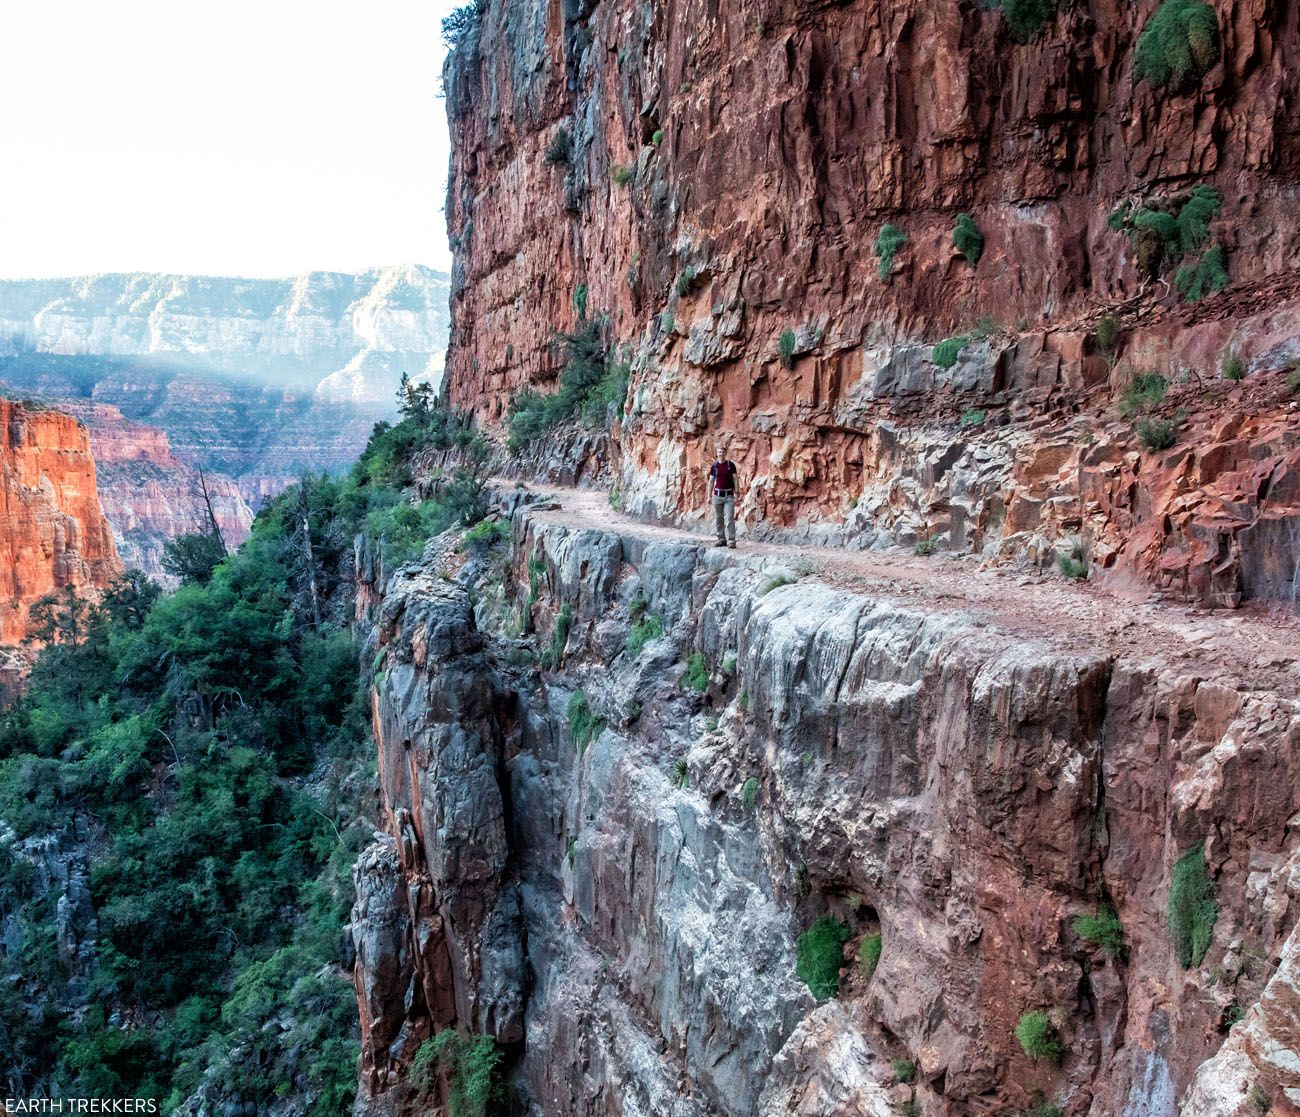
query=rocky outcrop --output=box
[0,398,121,645]
[442,0,1300,607]
[68,404,253,579]
[350,548,525,1113]
[351,497,1300,1116]
[0,265,451,503]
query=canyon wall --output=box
[70,404,253,579]
[0,399,121,645]
[0,265,451,503]
[349,499,1300,1116]
[442,0,1300,608]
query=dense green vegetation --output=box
[566,689,605,755]
[627,612,665,657]
[932,335,971,369]
[1117,372,1169,418]
[796,915,850,1000]
[411,1031,507,1117]
[779,328,798,369]
[1168,843,1218,967]
[875,224,907,280]
[1135,0,1220,90]
[991,0,1059,41]
[1108,185,1228,300]
[1137,416,1179,452]
[507,318,629,448]
[681,652,709,692]
[1073,907,1126,958]
[0,387,490,1107]
[1015,1011,1064,1062]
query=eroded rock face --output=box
[442,0,1300,608]
[351,557,525,1114]
[64,403,253,580]
[0,398,121,645]
[352,503,1300,1115]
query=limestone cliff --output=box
[348,496,1300,1116]
[443,0,1300,609]
[0,399,121,645]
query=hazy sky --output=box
[0,0,460,279]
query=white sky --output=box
[0,0,460,279]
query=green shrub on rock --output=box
[859,932,883,977]
[953,213,984,266]
[1168,843,1218,968]
[1135,0,1220,90]
[875,224,907,280]
[1015,1011,1064,1062]
[991,0,1058,41]
[932,336,971,369]
[796,916,850,1000]
[1073,906,1126,958]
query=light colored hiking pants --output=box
[713,492,735,544]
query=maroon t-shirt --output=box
[710,460,737,493]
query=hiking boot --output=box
[714,540,727,548]
[727,542,737,549]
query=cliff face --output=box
[69,404,253,580]
[349,499,1300,1116]
[0,265,451,502]
[0,399,121,644]
[443,0,1300,608]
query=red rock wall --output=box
[443,0,1300,605]
[0,399,122,644]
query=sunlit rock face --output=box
[0,398,121,645]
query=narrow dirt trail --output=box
[507,480,1300,688]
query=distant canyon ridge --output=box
[0,265,450,577]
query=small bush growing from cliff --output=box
[1175,243,1230,302]
[1168,843,1218,968]
[760,573,796,594]
[1073,907,1126,958]
[412,1031,506,1117]
[960,408,987,428]
[1058,545,1088,580]
[627,613,664,657]
[611,164,635,187]
[1015,1011,1064,1062]
[673,757,690,788]
[1222,351,1246,381]
[741,776,760,810]
[875,224,907,280]
[1108,186,1225,296]
[914,535,940,557]
[1136,416,1178,452]
[951,213,977,267]
[1250,1087,1272,1114]
[797,916,850,1000]
[652,128,665,145]
[1022,1100,1063,1117]
[461,518,506,551]
[676,265,699,297]
[991,0,1059,41]
[509,318,627,447]
[681,652,709,692]
[544,127,573,166]
[779,328,798,369]
[567,690,606,755]
[932,336,970,369]
[859,932,883,977]
[1117,372,1168,418]
[1094,314,1121,355]
[1135,0,1220,90]
[440,3,481,50]
[952,213,984,267]
[573,284,589,318]
[542,603,573,669]
[892,1058,917,1084]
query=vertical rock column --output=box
[350,565,524,1112]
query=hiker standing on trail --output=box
[707,445,739,549]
